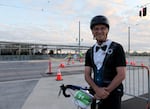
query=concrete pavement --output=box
[21,74,131,109]
[21,74,89,109]
[0,71,145,109]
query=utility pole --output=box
[78,21,80,53]
[128,26,130,56]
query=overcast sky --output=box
[0,0,149,52]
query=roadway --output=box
[0,59,84,82]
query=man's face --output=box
[92,24,109,44]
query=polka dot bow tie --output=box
[96,45,107,52]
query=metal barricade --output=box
[123,65,150,108]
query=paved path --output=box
[0,73,137,109]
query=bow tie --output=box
[96,45,107,52]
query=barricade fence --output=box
[123,65,150,108]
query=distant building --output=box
[0,41,90,55]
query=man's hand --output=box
[94,87,109,99]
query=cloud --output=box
[0,0,149,52]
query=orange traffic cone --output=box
[56,69,63,81]
[47,59,52,74]
[59,62,65,68]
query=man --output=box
[84,15,126,109]
[66,53,72,65]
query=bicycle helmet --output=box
[90,15,109,29]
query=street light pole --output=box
[128,26,130,56]
[78,21,80,53]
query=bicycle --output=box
[58,84,101,109]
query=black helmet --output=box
[90,15,109,29]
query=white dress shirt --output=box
[94,39,112,70]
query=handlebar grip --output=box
[60,84,71,97]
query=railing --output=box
[123,65,150,108]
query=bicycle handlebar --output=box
[59,84,92,97]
